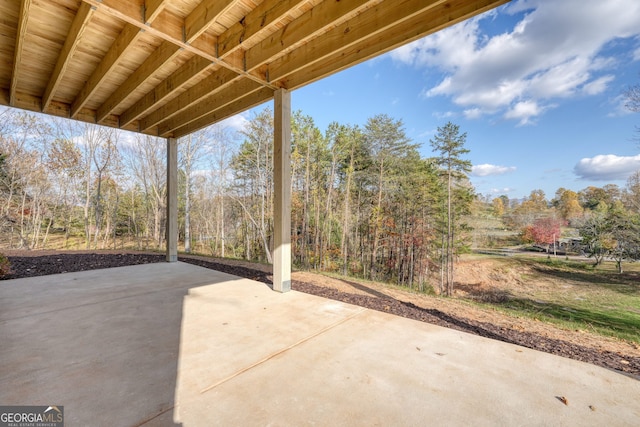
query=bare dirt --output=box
[2,250,639,379]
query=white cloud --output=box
[220,113,249,132]
[489,187,515,194]
[463,108,483,119]
[471,164,517,177]
[503,100,549,125]
[390,0,640,124]
[574,154,640,181]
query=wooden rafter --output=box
[282,0,509,90]
[144,0,167,24]
[70,23,142,118]
[172,87,274,138]
[140,68,240,132]
[1,0,510,138]
[158,78,264,136]
[268,0,447,84]
[185,0,238,42]
[43,2,95,112]
[10,0,31,107]
[96,40,182,123]
[243,0,374,72]
[119,56,211,128]
[122,0,302,129]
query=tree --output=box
[430,122,472,296]
[606,205,640,273]
[530,216,564,253]
[624,79,640,138]
[179,129,209,253]
[579,212,611,267]
[363,114,416,280]
[553,188,583,224]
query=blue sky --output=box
[234,0,640,200]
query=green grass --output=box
[479,257,640,343]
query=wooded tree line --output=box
[486,180,640,272]
[0,107,473,294]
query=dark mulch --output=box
[3,252,639,379]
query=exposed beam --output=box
[140,68,240,132]
[217,0,307,59]
[70,23,142,118]
[119,55,211,127]
[172,87,274,139]
[280,0,510,90]
[124,0,299,130]
[10,0,31,106]
[43,2,95,112]
[157,78,264,136]
[273,88,292,293]
[243,0,374,72]
[144,0,167,24]
[82,0,274,89]
[268,0,446,83]
[96,40,182,123]
[184,0,238,42]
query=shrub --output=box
[0,253,11,278]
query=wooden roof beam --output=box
[10,0,31,107]
[243,0,376,72]
[82,0,272,89]
[218,0,308,58]
[140,68,241,132]
[268,0,447,83]
[282,0,510,90]
[97,0,238,124]
[122,0,302,128]
[144,0,167,24]
[185,0,238,42]
[43,2,96,112]
[158,78,264,136]
[119,55,211,128]
[96,40,182,123]
[172,87,274,139]
[70,23,143,118]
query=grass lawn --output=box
[483,256,640,343]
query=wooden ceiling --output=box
[0,0,509,139]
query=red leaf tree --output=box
[531,217,565,250]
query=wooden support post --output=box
[273,89,291,292]
[166,137,178,262]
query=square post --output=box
[166,137,178,262]
[273,88,291,292]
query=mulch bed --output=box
[3,252,639,379]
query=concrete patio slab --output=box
[1,262,638,426]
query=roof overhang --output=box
[0,0,509,139]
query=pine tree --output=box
[430,122,472,296]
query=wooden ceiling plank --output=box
[43,2,96,112]
[140,68,241,131]
[218,0,307,58]
[126,0,302,130]
[282,0,510,90]
[144,0,167,24]
[185,0,238,43]
[119,55,212,127]
[158,78,264,135]
[83,0,274,90]
[10,0,32,107]
[268,0,446,82]
[96,40,182,123]
[172,87,274,139]
[70,23,142,118]
[243,0,374,72]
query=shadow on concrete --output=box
[0,264,209,426]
